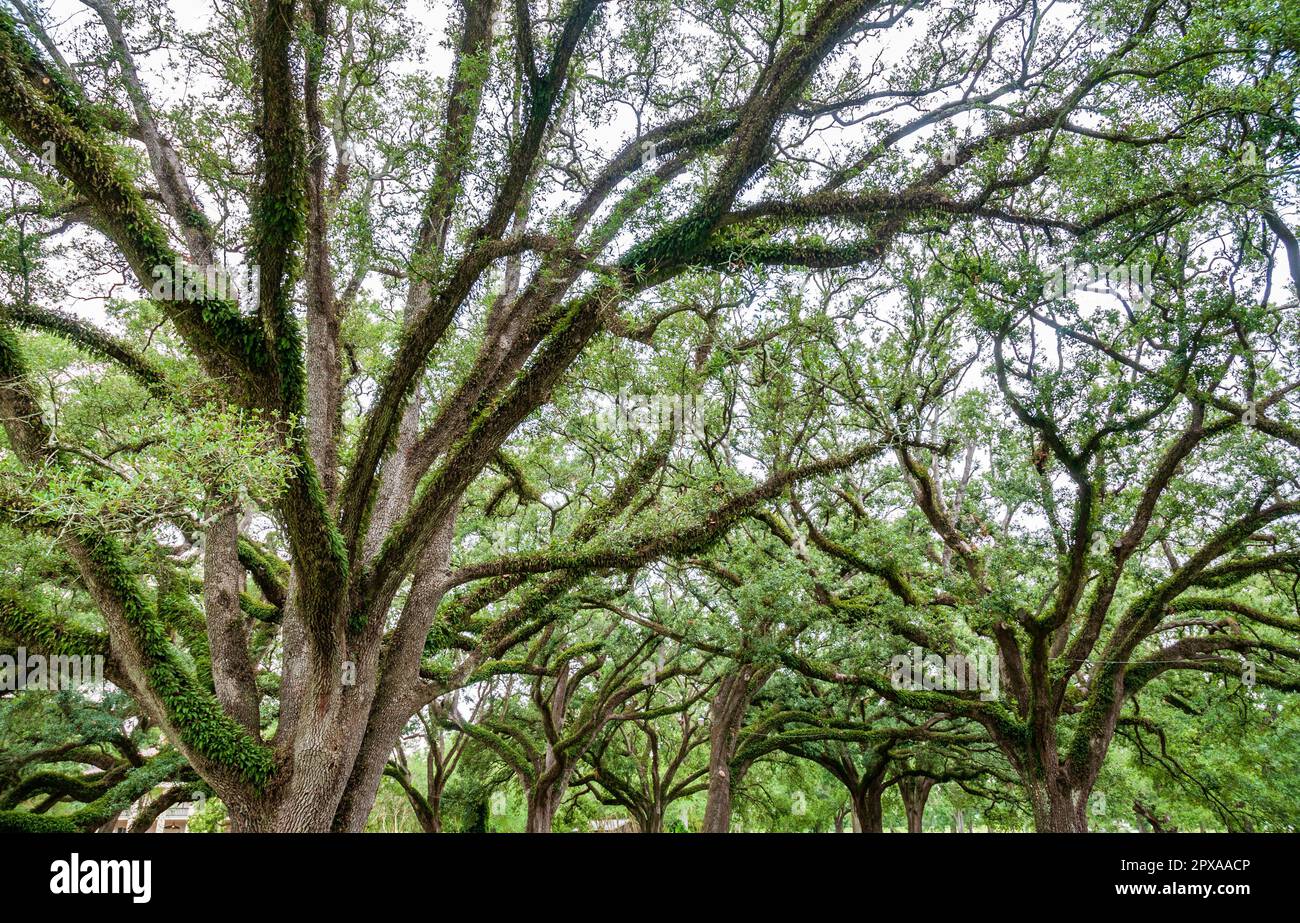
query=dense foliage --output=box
[0,0,1297,832]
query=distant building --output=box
[109,784,197,833]
[589,817,640,833]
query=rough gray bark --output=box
[898,776,935,833]
[702,669,762,833]
[203,510,260,735]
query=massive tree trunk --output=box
[701,756,735,833]
[851,780,885,833]
[820,750,891,834]
[526,786,564,833]
[642,803,664,834]
[1012,731,1095,833]
[995,702,1110,833]
[1026,774,1089,833]
[702,670,759,833]
[898,777,935,833]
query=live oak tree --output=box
[457,616,698,831]
[738,677,1001,831]
[1,0,1298,833]
[775,239,1300,829]
[573,672,714,832]
[383,691,486,833]
[0,686,201,831]
[1111,669,1300,832]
